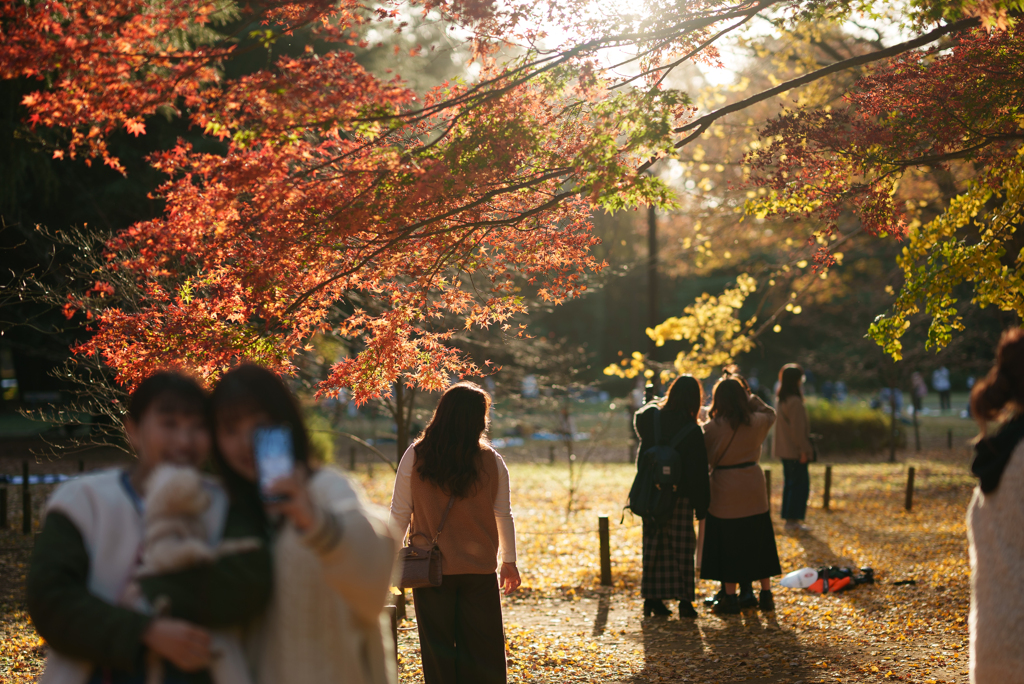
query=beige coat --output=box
[703,396,776,519]
[247,467,398,684]
[773,395,814,461]
[968,439,1024,683]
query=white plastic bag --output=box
[780,567,819,589]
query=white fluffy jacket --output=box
[246,467,399,684]
[967,439,1024,684]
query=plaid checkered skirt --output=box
[641,496,696,600]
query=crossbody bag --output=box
[398,494,456,589]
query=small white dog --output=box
[129,465,261,684]
[138,465,258,575]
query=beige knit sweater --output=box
[967,439,1024,684]
[245,467,399,684]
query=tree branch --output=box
[637,16,981,172]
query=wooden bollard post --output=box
[349,446,356,471]
[549,445,555,464]
[386,604,398,659]
[598,515,612,586]
[0,487,7,529]
[395,589,406,621]
[823,465,832,511]
[764,468,771,502]
[905,467,916,511]
[22,461,31,535]
[78,459,85,473]
[948,429,953,450]
[367,460,375,477]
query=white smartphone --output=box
[252,425,295,502]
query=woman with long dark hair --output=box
[390,382,520,684]
[773,364,814,530]
[967,328,1024,682]
[633,375,710,618]
[210,364,398,684]
[700,376,781,614]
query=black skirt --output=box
[700,511,782,582]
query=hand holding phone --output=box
[253,426,295,502]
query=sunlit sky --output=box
[377,1,916,90]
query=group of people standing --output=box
[29,370,518,684]
[635,364,815,617]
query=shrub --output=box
[805,397,905,455]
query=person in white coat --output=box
[211,365,399,684]
[966,328,1024,684]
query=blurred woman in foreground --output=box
[212,365,398,684]
[967,328,1024,683]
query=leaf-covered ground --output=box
[1,457,973,683]
[358,458,974,684]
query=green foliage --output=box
[870,150,1024,359]
[305,409,336,464]
[806,397,904,454]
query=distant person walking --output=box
[966,328,1024,683]
[911,372,928,415]
[390,382,520,684]
[633,376,711,619]
[773,364,814,531]
[701,377,781,614]
[933,366,952,412]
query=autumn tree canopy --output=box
[1,0,1019,400]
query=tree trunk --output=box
[392,379,417,463]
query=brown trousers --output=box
[413,573,507,684]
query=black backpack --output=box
[626,410,697,526]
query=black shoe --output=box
[703,589,725,607]
[643,599,672,617]
[679,601,698,618]
[737,589,758,609]
[711,593,740,615]
[759,590,775,612]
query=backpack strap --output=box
[668,422,698,450]
[652,408,661,444]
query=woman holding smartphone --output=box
[210,364,398,684]
[389,382,521,684]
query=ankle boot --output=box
[711,593,740,615]
[643,599,672,617]
[703,587,725,607]
[737,588,758,609]
[678,601,698,618]
[759,590,775,612]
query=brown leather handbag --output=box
[398,495,455,589]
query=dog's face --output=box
[144,464,211,519]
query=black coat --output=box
[633,401,711,521]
